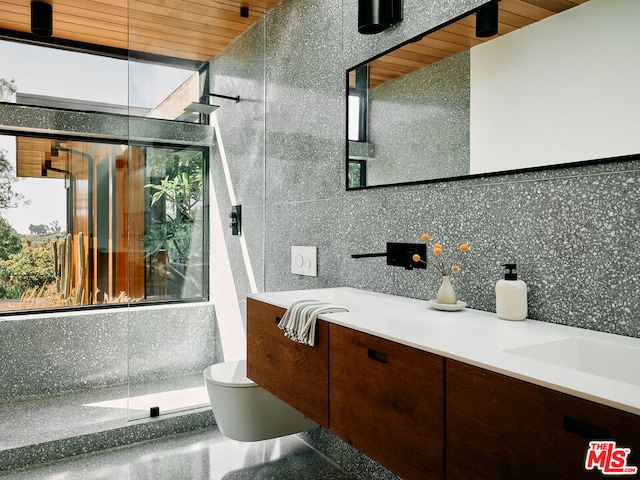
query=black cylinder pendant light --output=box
[31,1,53,37]
[476,1,499,38]
[358,0,403,35]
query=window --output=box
[347,66,369,188]
[347,66,369,142]
[348,94,365,142]
[0,35,209,313]
[0,39,200,121]
[0,135,208,312]
[142,145,207,300]
[347,159,367,188]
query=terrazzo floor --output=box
[1,373,208,450]
[0,429,355,480]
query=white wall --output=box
[470,0,640,174]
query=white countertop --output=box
[248,287,640,416]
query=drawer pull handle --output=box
[368,348,388,364]
[564,416,610,439]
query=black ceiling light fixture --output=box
[31,1,53,37]
[358,0,403,35]
[476,1,499,38]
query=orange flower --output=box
[416,233,470,276]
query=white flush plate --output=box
[291,246,317,277]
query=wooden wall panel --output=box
[67,141,87,303]
[115,150,128,298]
[13,136,148,303]
[124,146,146,300]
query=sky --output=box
[0,39,193,234]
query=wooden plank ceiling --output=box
[0,0,280,62]
[0,0,589,82]
[367,0,590,88]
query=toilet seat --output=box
[204,359,256,388]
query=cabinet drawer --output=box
[446,359,640,479]
[329,324,445,480]
[246,298,329,428]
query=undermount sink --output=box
[505,337,640,386]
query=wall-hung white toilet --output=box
[203,359,319,442]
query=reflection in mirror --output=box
[346,0,640,189]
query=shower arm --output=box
[205,93,240,103]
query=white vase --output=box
[436,276,457,304]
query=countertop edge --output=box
[247,289,640,416]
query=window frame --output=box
[0,31,211,316]
[0,129,210,316]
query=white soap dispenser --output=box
[495,263,527,321]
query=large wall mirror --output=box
[346,0,640,189]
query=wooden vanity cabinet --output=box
[247,298,640,480]
[246,298,329,428]
[446,359,640,480]
[329,324,445,480]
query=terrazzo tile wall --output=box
[193,1,640,478]
[0,103,214,145]
[208,20,266,326]
[256,0,640,339]
[0,303,219,401]
[248,1,640,476]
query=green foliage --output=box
[348,161,365,188]
[141,219,178,257]
[0,241,56,299]
[0,216,22,260]
[141,149,204,264]
[147,171,203,222]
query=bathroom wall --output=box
[253,0,640,339]
[200,1,640,477]
[208,20,265,332]
[0,303,218,401]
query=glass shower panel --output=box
[0,39,131,447]
[125,31,212,420]
[125,0,267,421]
[125,143,212,421]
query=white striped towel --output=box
[278,299,349,346]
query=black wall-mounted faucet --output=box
[352,242,426,270]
